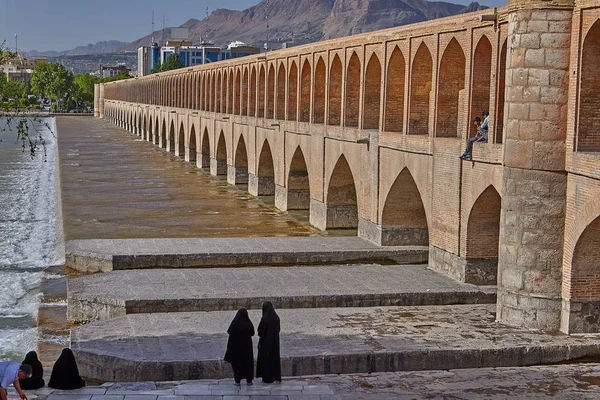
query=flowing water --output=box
[0,117,65,361]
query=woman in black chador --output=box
[19,351,45,389]
[256,301,281,383]
[48,348,85,390]
[224,308,255,386]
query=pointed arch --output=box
[381,168,428,245]
[216,71,222,113]
[178,123,185,157]
[256,140,275,196]
[300,59,312,122]
[234,135,249,184]
[385,47,405,132]
[189,125,197,163]
[364,53,382,129]
[326,155,358,229]
[160,119,167,149]
[147,118,153,142]
[234,69,241,115]
[578,20,600,151]
[258,65,266,117]
[329,55,342,126]
[267,65,275,119]
[249,66,257,116]
[287,147,310,210]
[227,70,234,114]
[276,64,286,119]
[345,52,361,127]
[201,128,210,169]
[241,68,249,116]
[495,40,507,144]
[314,57,326,124]
[409,43,433,135]
[215,131,227,175]
[287,61,298,121]
[169,121,176,154]
[471,35,492,136]
[436,38,466,137]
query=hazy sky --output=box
[0,0,507,52]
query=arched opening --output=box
[249,66,257,116]
[201,129,210,169]
[234,70,241,115]
[178,123,185,157]
[364,53,381,129]
[577,20,600,152]
[258,65,266,118]
[436,39,465,137]
[300,59,311,122]
[216,71,222,113]
[326,155,358,230]
[381,168,428,246]
[466,186,501,285]
[495,40,507,144]
[287,147,310,210]
[276,64,286,119]
[385,47,405,132]
[143,116,147,139]
[471,36,492,138]
[314,58,326,124]
[234,135,249,185]
[147,118,152,142]
[345,53,360,127]
[241,68,249,115]
[168,121,175,154]
[210,73,215,112]
[568,216,600,332]
[153,117,159,145]
[267,65,275,119]
[287,62,298,121]
[227,71,234,114]
[160,120,167,148]
[189,126,197,163]
[215,132,227,175]
[409,43,433,135]
[256,140,276,197]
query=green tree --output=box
[73,73,100,103]
[151,53,182,73]
[31,62,73,103]
[101,71,131,83]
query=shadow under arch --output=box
[178,123,185,158]
[326,155,358,230]
[215,131,227,175]
[201,128,210,169]
[233,135,249,185]
[287,146,310,210]
[168,121,176,154]
[189,126,197,163]
[381,168,428,246]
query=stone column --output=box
[93,84,100,118]
[497,0,573,331]
[98,84,105,119]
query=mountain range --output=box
[122,0,487,51]
[26,40,128,58]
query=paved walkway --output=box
[71,304,600,382]
[65,237,428,272]
[67,264,495,322]
[18,364,600,399]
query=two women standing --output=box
[224,301,281,385]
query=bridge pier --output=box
[211,158,228,176]
[248,173,275,196]
[227,165,248,185]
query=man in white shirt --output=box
[0,362,31,400]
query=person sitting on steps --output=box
[460,110,489,160]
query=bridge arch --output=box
[234,135,249,184]
[287,146,310,210]
[267,64,275,119]
[314,57,326,124]
[201,128,210,169]
[276,63,286,119]
[168,121,176,154]
[142,115,147,139]
[300,59,312,123]
[345,52,361,127]
[577,19,600,151]
[255,139,276,197]
[227,70,234,114]
[385,46,405,132]
[215,131,228,175]
[436,38,466,137]
[326,155,358,230]
[234,69,241,115]
[147,117,152,142]
[250,66,257,116]
[364,53,382,129]
[241,67,249,115]
[258,65,266,118]
[471,35,492,132]
[287,61,298,121]
[160,118,167,149]
[409,42,433,135]
[188,125,197,163]
[178,123,185,157]
[328,54,342,126]
[465,185,501,283]
[381,167,429,246]
[216,71,222,113]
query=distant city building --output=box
[138,42,161,77]
[0,55,48,83]
[101,65,131,79]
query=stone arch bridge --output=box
[95,0,600,335]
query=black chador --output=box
[256,301,281,383]
[48,348,85,390]
[224,308,255,385]
[19,351,45,389]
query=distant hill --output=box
[122,0,487,51]
[26,40,128,58]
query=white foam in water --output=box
[0,117,63,360]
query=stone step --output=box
[65,237,428,273]
[71,304,600,382]
[67,264,495,323]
